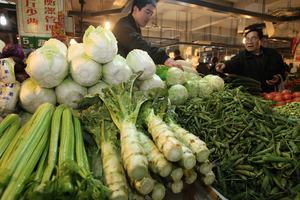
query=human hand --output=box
[164,58,183,70]
[266,75,280,85]
[215,63,225,73]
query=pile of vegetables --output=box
[0,103,109,200]
[78,74,215,200]
[273,102,300,119]
[262,90,300,106]
[175,87,300,200]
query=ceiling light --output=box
[0,15,7,26]
[105,20,111,30]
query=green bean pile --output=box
[175,87,300,200]
[274,102,300,120]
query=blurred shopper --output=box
[174,49,184,60]
[216,25,285,92]
[0,44,29,83]
[196,58,210,75]
[209,56,219,75]
[113,0,181,68]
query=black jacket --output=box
[223,47,285,92]
[112,14,169,64]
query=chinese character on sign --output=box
[27,18,38,25]
[44,0,56,6]
[26,0,37,16]
[45,7,56,15]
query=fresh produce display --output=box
[225,74,262,95]
[2,23,300,200]
[273,102,300,119]
[175,87,300,200]
[78,74,214,199]
[0,103,110,200]
[262,89,300,106]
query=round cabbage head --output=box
[166,67,185,85]
[67,43,85,62]
[70,54,102,87]
[88,81,109,95]
[19,79,56,113]
[102,55,132,85]
[83,25,118,64]
[55,78,87,109]
[26,45,68,88]
[168,84,188,105]
[126,49,156,80]
[198,79,213,97]
[43,38,67,57]
[139,74,166,91]
[203,75,224,91]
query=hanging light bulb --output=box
[0,14,7,26]
[105,20,111,30]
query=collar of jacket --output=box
[127,14,141,34]
[244,46,268,58]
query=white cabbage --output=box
[139,74,166,91]
[88,81,109,95]
[83,25,118,64]
[26,45,68,88]
[70,54,102,87]
[43,38,67,57]
[55,78,87,109]
[168,84,188,105]
[19,79,56,113]
[67,42,85,62]
[126,49,156,80]
[203,75,225,91]
[102,55,132,85]
[166,67,185,86]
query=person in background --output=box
[0,39,5,54]
[216,25,285,92]
[209,56,219,75]
[113,0,181,68]
[196,58,210,75]
[174,49,184,60]
[0,44,29,83]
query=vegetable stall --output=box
[0,25,299,200]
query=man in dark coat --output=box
[113,0,181,68]
[216,25,285,92]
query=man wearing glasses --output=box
[216,25,285,92]
[113,0,181,68]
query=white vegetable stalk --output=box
[126,49,156,80]
[183,169,197,184]
[120,122,148,181]
[170,167,183,182]
[202,171,215,185]
[83,25,118,64]
[151,182,166,200]
[145,109,183,162]
[132,176,154,195]
[138,132,172,177]
[70,54,102,87]
[100,132,129,200]
[168,120,210,162]
[168,180,183,194]
[197,160,213,175]
[102,55,132,85]
[178,145,196,170]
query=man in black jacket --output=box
[113,0,180,68]
[216,25,285,92]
